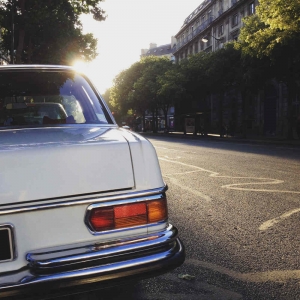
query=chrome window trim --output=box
[0,185,168,216]
[0,224,17,262]
[85,193,168,235]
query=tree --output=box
[110,62,145,116]
[205,46,241,137]
[236,0,300,139]
[132,57,173,132]
[157,64,186,131]
[177,52,212,134]
[110,56,174,132]
[0,0,105,64]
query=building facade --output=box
[141,37,177,62]
[172,0,299,139]
[173,0,257,62]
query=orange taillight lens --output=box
[147,200,168,223]
[89,198,168,232]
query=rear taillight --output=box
[88,198,168,232]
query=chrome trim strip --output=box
[27,224,177,270]
[85,193,167,235]
[0,185,168,216]
[0,224,17,262]
[0,238,184,293]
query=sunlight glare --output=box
[73,60,89,74]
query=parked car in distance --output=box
[122,125,131,130]
[0,65,185,298]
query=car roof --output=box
[0,65,75,71]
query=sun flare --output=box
[72,60,89,74]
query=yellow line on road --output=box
[186,259,300,283]
[259,208,300,231]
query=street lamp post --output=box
[201,35,222,43]
[202,35,222,51]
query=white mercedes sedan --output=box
[0,65,184,298]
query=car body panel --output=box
[0,127,135,204]
[0,65,184,298]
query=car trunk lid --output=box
[0,126,134,205]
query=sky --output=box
[79,0,202,94]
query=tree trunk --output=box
[241,89,247,139]
[27,38,33,63]
[152,111,155,133]
[142,111,146,132]
[15,0,26,63]
[219,92,224,137]
[286,81,296,140]
[155,107,158,133]
[163,105,169,132]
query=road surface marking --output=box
[186,259,300,283]
[164,170,201,176]
[159,157,299,194]
[159,157,300,230]
[165,176,212,202]
[163,155,181,160]
[259,208,300,231]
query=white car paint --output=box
[0,126,165,274]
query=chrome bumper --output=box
[0,224,184,298]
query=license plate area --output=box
[0,225,14,262]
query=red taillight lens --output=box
[88,198,168,232]
[89,207,114,231]
[115,203,147,229]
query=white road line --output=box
[163,155,181,160]
[165,176,212,202]
[159,157,300,194]
[159,157,300,230]
[186,259,300,283]
[259,208,300,231]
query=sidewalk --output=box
[139,131,300,148]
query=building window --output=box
[195,42,198,53]
[202,15,205,23]
[249,2,255,15]
[232,14,238,27]
[208,10,212,21]
[219,24,224,36]
[232,34,238,41]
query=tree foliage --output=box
[236,0,300,138]
[0,0,105,64]
[237,0,300,57]
[110,56,185,130]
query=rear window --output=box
[0,70,111,127]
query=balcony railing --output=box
[173,16,215,52]
[173,0,242,53]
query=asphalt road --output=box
[145,136,300,300]
[31,136,300,300]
